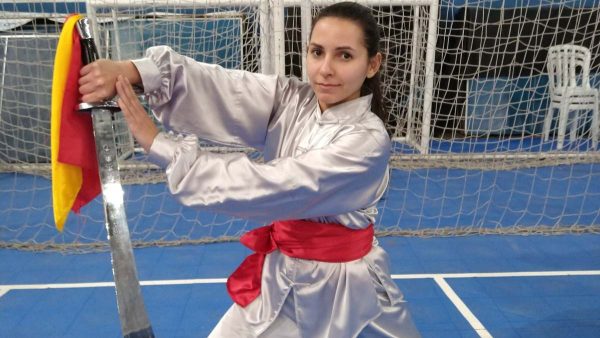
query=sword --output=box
[76,18,155,338]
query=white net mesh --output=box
[0,0,599,252]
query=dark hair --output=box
[310,1,387,123]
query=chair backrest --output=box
[547,44,592,91]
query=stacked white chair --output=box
[544,44,599,150]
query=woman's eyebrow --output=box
[308,42,356,52]
[335,46,356,52]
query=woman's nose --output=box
[319,57,334,76]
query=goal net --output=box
[0,0,599,252]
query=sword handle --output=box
[76,17,100,65]
[76,18,120,112]
[76,17,143,112]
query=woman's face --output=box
[307,17,381,112]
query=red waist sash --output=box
[226,219,374,307]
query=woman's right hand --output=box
[79,60,141,103]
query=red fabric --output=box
[57,27,100,212]
[226,220,374,307]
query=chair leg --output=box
[592,105,599,150]
[569,110,579,143]
[556,102,569,150]
[543,105,554,142]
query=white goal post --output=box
[85,0,438,154]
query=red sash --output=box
[226,219,374,307]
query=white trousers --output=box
[209,290,421,338]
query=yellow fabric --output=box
[51,14,83,231]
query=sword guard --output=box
[78,90,146,113]
[78,100,120,113]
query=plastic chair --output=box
[543,44,599,150]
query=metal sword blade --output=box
[90,108,155,338]
[76,16,154,337]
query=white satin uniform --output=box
[133,46,420,338]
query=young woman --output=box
[79,2,420,337]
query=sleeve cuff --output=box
[147,132,179,168]
[131,58,162,94]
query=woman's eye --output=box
[310,49,322,57]
[341,52,352,60]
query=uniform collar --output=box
[315,94,373,125]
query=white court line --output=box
[434,277,492,338]
[0,288,8,298]
[391,269,600,279]
[0,278,228,290]
[1,270,598,290]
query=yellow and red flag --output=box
[51,14,100,231]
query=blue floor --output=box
[1,234,599,337]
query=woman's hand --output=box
[115,75,159,152]
[79,60,141,103]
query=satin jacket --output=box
[133,46,404,337]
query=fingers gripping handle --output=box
[76,18,119,111]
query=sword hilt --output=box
[76,17,120,112]
[76,17,100,65]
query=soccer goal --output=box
[0,0,599,252]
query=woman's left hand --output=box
[115,75,159,152]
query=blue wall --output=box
[440,0,600,20]
[466,75,600,135]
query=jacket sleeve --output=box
[147,123,391,223]
[133,45,293,150]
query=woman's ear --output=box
[366,52,382,79]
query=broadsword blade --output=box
[76,16,154,338]
[91,108,154,338]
